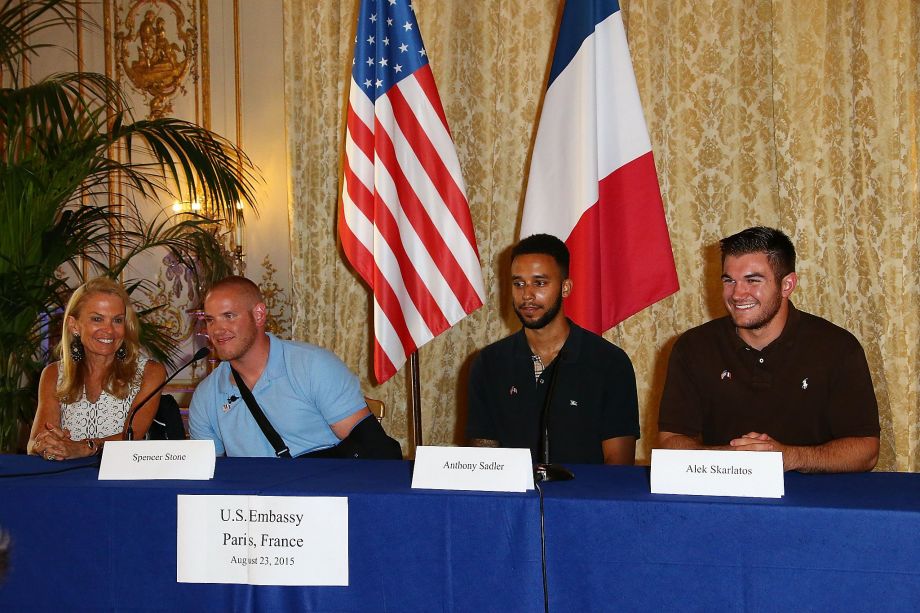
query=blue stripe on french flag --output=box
[548,0,621,85]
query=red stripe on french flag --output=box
[565,152,678,333]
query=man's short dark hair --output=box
[720,226,796,279]
[512,234,570,279]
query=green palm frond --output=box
[0,0,262,450]
[2,71,258,223]
[0,0,77,80]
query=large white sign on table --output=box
[411,445,534,492]
[98,440,215,480]
[177,495,348,586]
[650,449,784,498]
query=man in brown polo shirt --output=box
[657,227,879,473]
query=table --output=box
[0,457,917,612]
[542,466,920,612]
[0,457,541,612]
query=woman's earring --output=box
[115,344,127,361]
[70,333,85,362]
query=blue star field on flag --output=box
[352,0,428,101]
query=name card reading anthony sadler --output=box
[98,440,215,480]
[177,495,348,586]
[650,449,784,498]
[411,445,534,492]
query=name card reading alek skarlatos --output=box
[98,440,215,480]
[411,445,534,492]
[650,449,784,498]
[177,495,348,586]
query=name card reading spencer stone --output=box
[411,445,534,492]
[177,495,348,586]
[98,440,215,480]
[650,449,784,498]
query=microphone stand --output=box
[534,351,574,482]
[124,347,211,440]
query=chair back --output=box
[364,397,385,420]
[147,394,187,440]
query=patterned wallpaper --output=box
[282,0,919,471]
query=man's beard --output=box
[515,291,564,330]
[214,326,257,362]
[730,291,782,331]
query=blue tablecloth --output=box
[540,465,920,612]
[0,457,917,612]
[0,457,541,612]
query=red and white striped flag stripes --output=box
[339,0,485,383]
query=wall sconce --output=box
[171,198,246,273]
[232,201,245,273]
[171,199,203,213]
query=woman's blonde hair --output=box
[57,277,142,403]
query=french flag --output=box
[521,0,678,334]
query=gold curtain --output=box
[282,0,919,471]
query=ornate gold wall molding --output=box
[113,0,199,119]
[260,255,292,337]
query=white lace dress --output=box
[59,357,149,440]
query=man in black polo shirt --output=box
[657,227,880,472]
[466,234,639,465]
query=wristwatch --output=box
[85,438,98,455]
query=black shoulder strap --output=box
[230,367,291,458]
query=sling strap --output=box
[230,367,291,458]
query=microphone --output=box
[124,347,211,441]
[534,350,574,482]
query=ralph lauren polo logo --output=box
[801,378,809,390]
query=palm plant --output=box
[0,0,258,451]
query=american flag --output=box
[339,0,485,383]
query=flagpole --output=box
[409,351,422,449]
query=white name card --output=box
[411,445,534,492]
[98,440,216,480]
[650,449,784,498]
[177,495,348,586]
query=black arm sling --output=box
[230,367,402,460]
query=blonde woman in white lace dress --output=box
[28,278,166,461]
